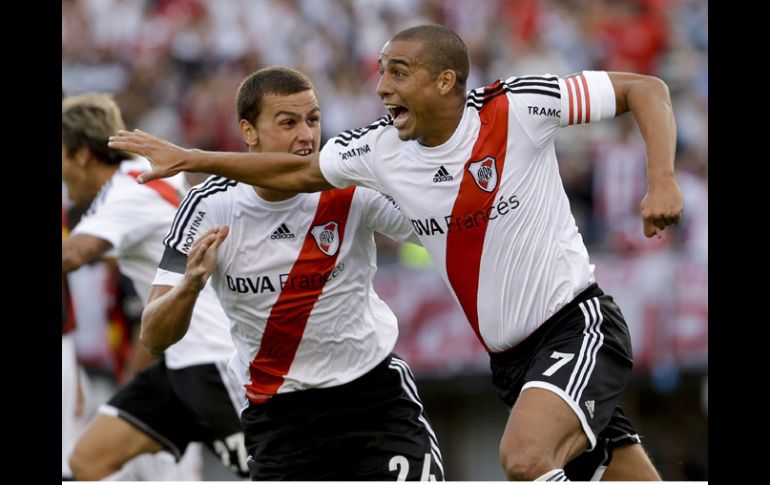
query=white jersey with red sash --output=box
[319,71,617,352]
[72,162,234,368]
[154,179,417,402]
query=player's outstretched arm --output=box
[108,129,334,193]
[140,226,228,355]
[610,72,683,238]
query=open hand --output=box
[183,225,229,292]
[108,129,190,183]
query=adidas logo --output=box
[270,223,295,240]
[433,165,454,183]
[584,399,595,419]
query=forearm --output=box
[140,282,200,355]
[622,75,677,185]
[62,245,88,273]
[611,73,682,236]
[121,326,158,384]
[187,150,331,192]
[62,234,112,273]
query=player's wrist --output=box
[186,148,208,173]
[179,276,205,295]
[646,170,676,189]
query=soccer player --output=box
[141,66,444,481]
[62,93,248,480]
[110,24,682,480]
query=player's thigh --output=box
[72,413,164,465]
[501,386,588,466]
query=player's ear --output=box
[75,147,92,167]
[240,119,259,147]
[436,69,457,96]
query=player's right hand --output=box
[108,129,189,183]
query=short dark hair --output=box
[62,93,130,165]
[391,24,470,89]
[236,66,316,124]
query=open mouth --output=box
[293,148,313,156]
[386,104,410,129]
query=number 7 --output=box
[542,351,574,377]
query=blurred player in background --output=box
[62,204,79,480]
[142,66,443,480]
[62,87,79,480]
[62,93,247,480]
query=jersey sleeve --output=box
[318,116,390,193]
[72,185,170,252]
[152,267,185,287]
[506,71,616,148]
[157,178,222,275]
[358,188,420,245]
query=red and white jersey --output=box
[71,163,235,368]
[319,71,617,352]
[154,179,418,403]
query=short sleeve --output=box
[559,71,616,127]
[160,177,231,256]
[318,116,391,193]
[152,267,185,286]
[505,71,616,148]
[72,184,172,252]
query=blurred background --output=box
[62,0,707,480]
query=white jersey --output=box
[71,164,234,368]
[154,179,417,402]
[319,71,617,352]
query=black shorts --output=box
[240,354,444,481]
[102,356,249,477]
[490,284,641,480]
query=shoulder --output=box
[332,115,394,149]
[167,176,240,237]
[180,175,240,208]
[466,75,561,111]
[86,173,142,214]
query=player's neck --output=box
[78,164,119,209]
[91,163,119,194]
[418,97,465,147]
[247,147,298,201]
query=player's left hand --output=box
[183,225,230,292]
[640,179,683,238]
